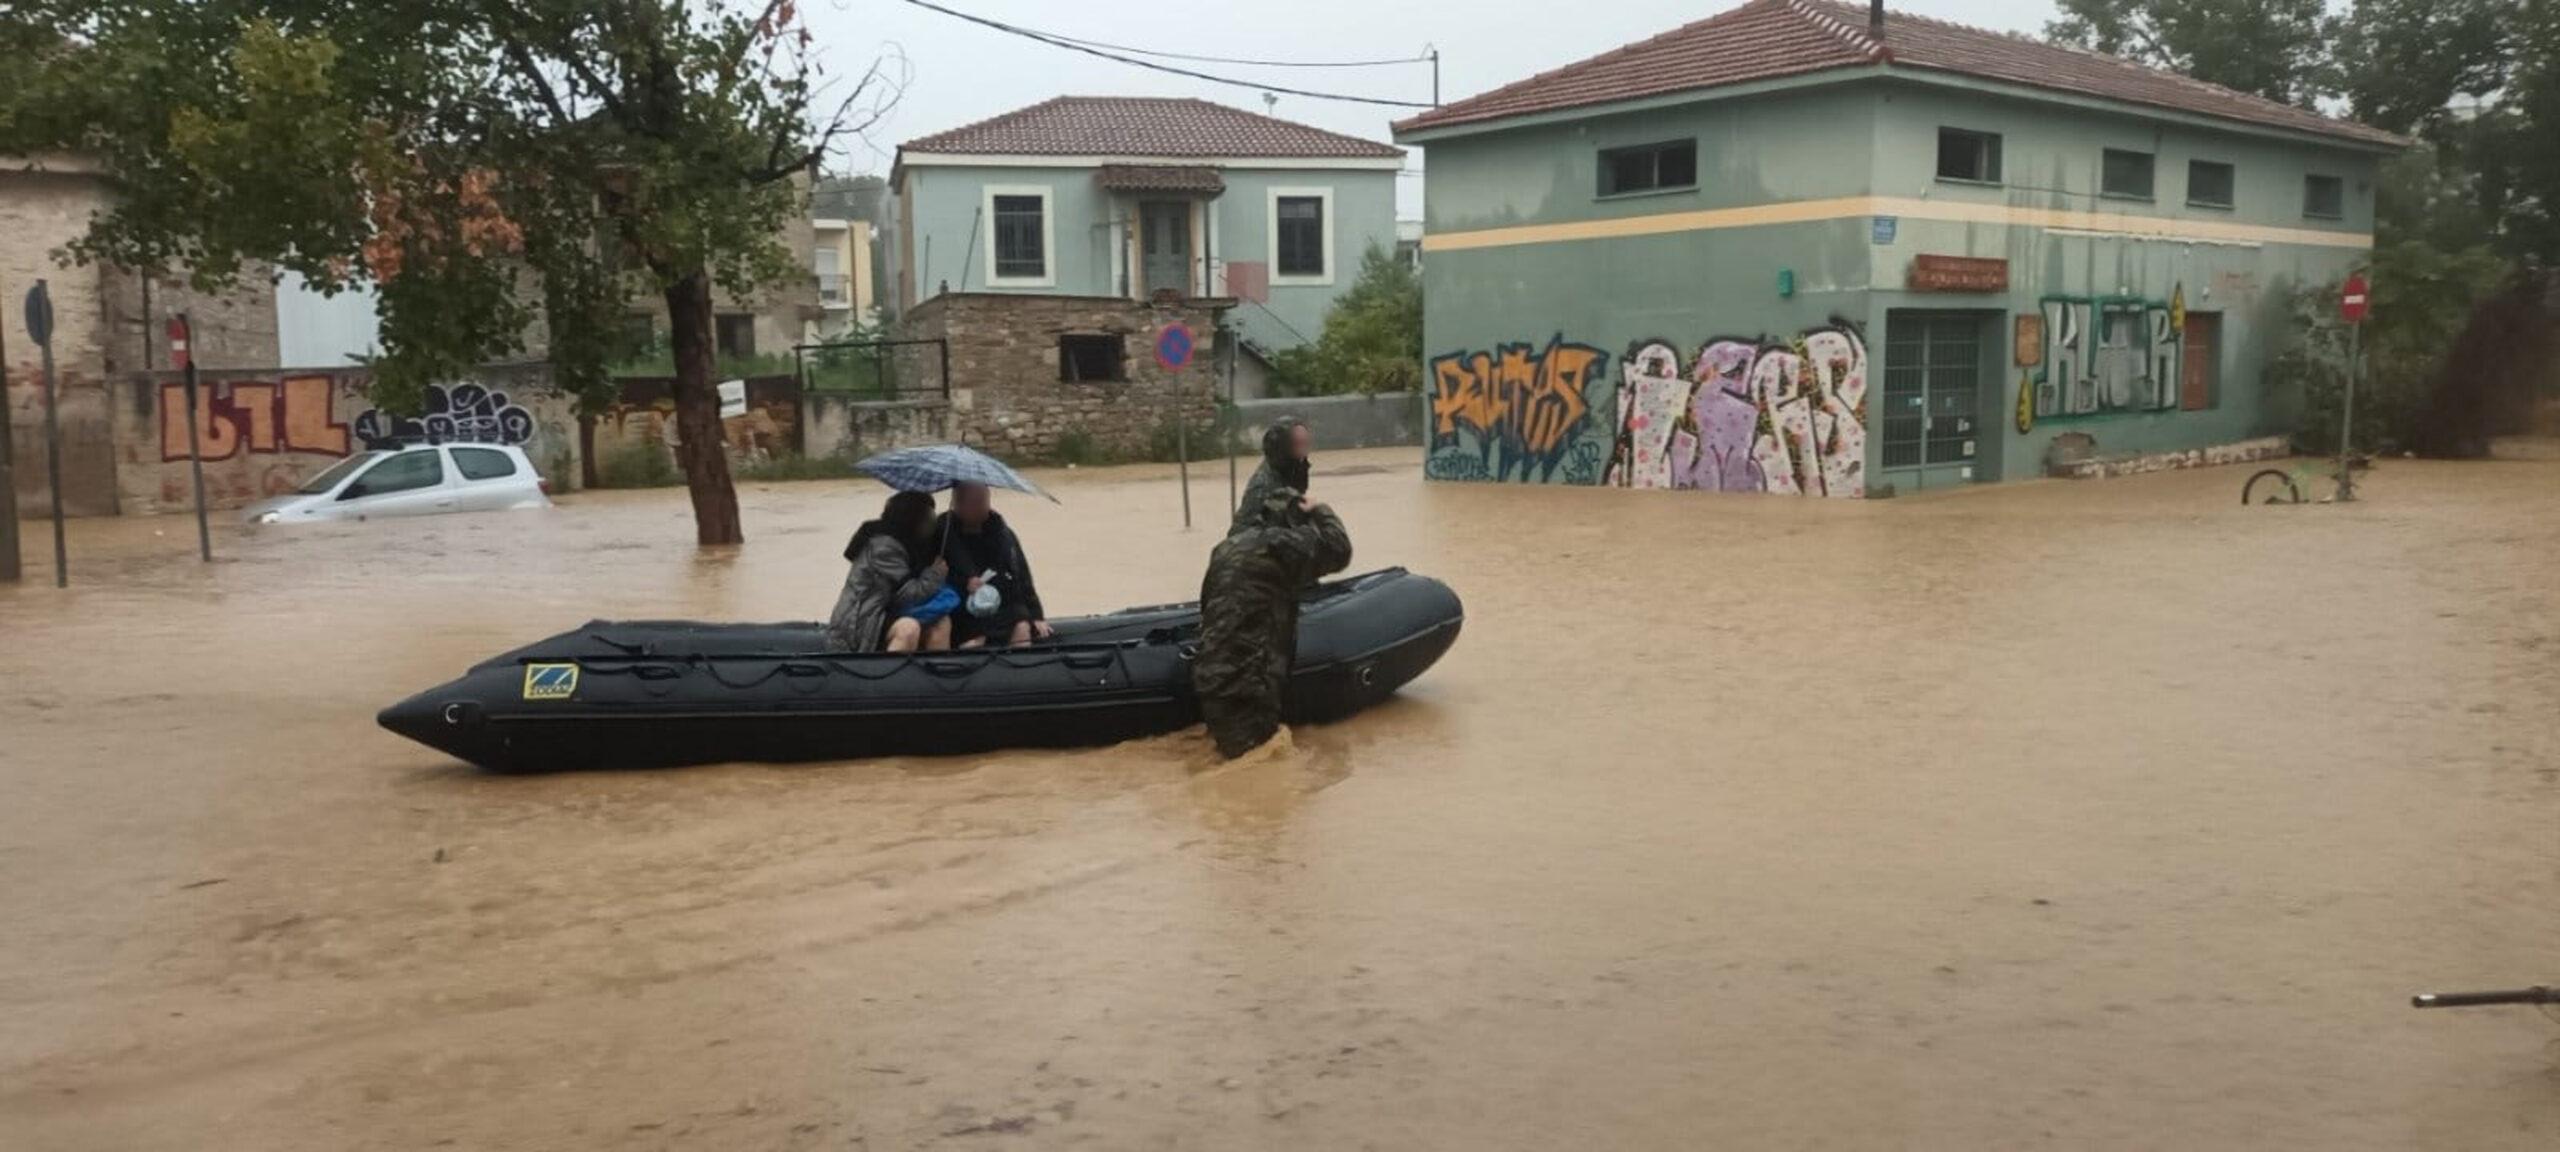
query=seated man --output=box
[934,481,1052,648]
[1195,488,1353,758]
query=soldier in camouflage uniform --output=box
[1229,418,1310,538]
[1195,486,1353,758]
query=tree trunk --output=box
[664,271,744,545]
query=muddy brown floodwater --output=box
[2,448,2556,1150]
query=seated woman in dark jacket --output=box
[933,482,1051,648]
[825,491,951,653]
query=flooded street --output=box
[2,449,2555,1150]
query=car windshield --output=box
[296,452,382,495]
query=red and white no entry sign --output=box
[2340,272,2369,325]
[166,315,193,369]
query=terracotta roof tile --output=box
[903,96,1403,159]
[1094,164,1227,193]
[1394,0,2404,148]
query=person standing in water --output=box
[1195,487,1353,758]
[1230,417,1311,538]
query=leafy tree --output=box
[2047,0,2335,106]
[1268,246,1422,397]
[1,0,897,545]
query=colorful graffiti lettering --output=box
[1605,322,1868,498]
[2035,292,2182,419]
[159,375,352,463]
[1427,337,1607,483]
[352,382,537,449]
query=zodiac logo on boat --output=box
[522,664,580,701]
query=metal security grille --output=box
[1882,315,1982,471]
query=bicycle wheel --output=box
[2242,468,2302,505]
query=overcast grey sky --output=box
[804,0,2065,213]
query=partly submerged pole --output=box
[0,288,19,585]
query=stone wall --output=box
[2046,434,2291,480]
[113,364,579,514]
[901,292,1226,461]
[5,160,280,517]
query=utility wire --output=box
[1037,32,1428,69]
[893,0,1432,108]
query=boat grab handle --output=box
[918,658,978,679]
[1059,652,1115,670]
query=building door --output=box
[2181,312,2219,410]
[1881,313,1986,488]
[1140,201,1191,297]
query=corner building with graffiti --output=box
[1391,0,2401,495]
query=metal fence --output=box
[793,337,949,400]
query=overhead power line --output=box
[893,0,1433,109]
[1037,33,1428,70]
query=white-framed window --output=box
[1268,186,1334,286]
[984,184,1055,288]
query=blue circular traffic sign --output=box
[1154,323,1194,370]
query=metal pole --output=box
[1429,47,1441,106]
[2336,321,2359,503]
[1224,323,1239,514]
[37,281,66,587]
[0,296,18,584]
[182,317,212,562]
[1177,389,1192,529]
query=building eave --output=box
[1394,64,2406,153]
[895,152,1404,171]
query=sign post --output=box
[2337,272,2369,503]
[1155,322,1196,529]
[25,281,65,587]
[170,315,213,562]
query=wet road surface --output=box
[2,449,2556,1149]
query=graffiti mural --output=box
[158,374,352,462]
[1604,322,1868,498]
[2033,291,2182,419]
[1430,323,1870,496]
[1427,336,1608,483]
[352,382,536,449]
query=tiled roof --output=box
[1094,164,1227,193]
[1394,0,2404,148]
[903,97,1404,159]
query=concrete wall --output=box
[113,364,578,514]
[1236,392,1426,451]
[803,396,952,461]
[900,292,1224,461]
[1407,77,2386,495]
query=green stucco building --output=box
[1392,0,2404,494]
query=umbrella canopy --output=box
[853,444,1059,503]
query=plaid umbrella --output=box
[853,443,1059,503]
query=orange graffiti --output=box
[1429,337,1604,472]
[160,374,353,462]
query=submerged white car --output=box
[244,443,552,524]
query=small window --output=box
[2187,160,2235,209]
[715,314,756,357]
[1936,129,2002,183]
[1058,334,1124,383]
[451,447,518,481]
[2303,174,2344,220]
[993,193,1047,279]
[1275,194,1327,278]
[1597,140,1698,197]
[342,449,443,499]
[2101,149,2155,200]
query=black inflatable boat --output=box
[378,568,1462,771]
